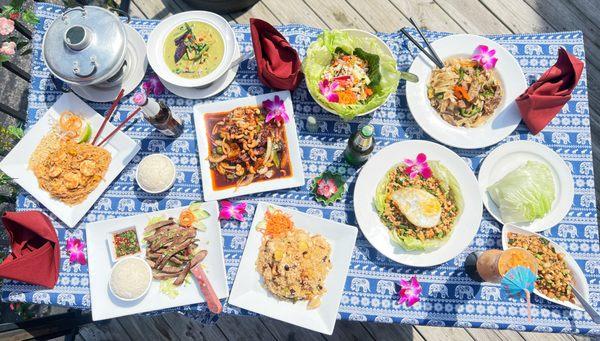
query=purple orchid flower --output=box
[263,95,289,123]
[317,178,338,199]
[318,79,340,103]
[66,237,87,266]
[398,275,422,307]
[142,73,166,96]
[404,153,432,179]
[219,200,248,222]
[472,45,498,70]
[132,90,147,106]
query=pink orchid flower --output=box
[219,200,248,222]
[472,45,498,70]
[404,153,432,179]
[66,237,87,265]
[0,41,16,56]
[398,275,422,307]
[318,79,340,103]
[142,73,165,96]
[317,178,338,199]
[263,95,289,123]
[132,90,148,106]
[0,18,15,36]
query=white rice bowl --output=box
[109,256,152,301]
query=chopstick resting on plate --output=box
[92,88,125,145]
[401,19,444,69]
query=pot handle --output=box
[72,57,97,78]
[109,8,131,23]
[61,7,86,21]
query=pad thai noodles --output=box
[427,57,503,127]
[205,106,291,190]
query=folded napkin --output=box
[516,48,584,135]
[0,211,60,288]
[250,18,303,91]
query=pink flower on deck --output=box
[317,178,338,199]
[472,45,498,70]
[318,79,340,103]
[404,153,432,179]
[0,18,15,36]
[263,95,289,123]
[219,200,248,222]
[0,41,16,56]
[398,276,422,307]
[66,238,87,266]
[142,73,165,96]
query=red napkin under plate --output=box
[250,18,303,91]
[0,211,60,288]
[516,48,584,135]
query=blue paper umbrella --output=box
[501,265,537,321]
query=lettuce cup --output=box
[303,29,401,120]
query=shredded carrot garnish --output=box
[365,87,373,97]
[179,209,196,227]
[264,210,294,237]
[453,85,471,102]
[337,90,358,104]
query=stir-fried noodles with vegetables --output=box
[428,58,503,127]
[205,106,291,189]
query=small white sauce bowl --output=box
[136,153,177,194]
[108,256,152,302]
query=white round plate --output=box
[354,140,483,267]
[308,29,395,117]
[405,34,527,149]
[478,140,574,232]
[160,43,240,99]
[147,11,235,88]
[71,24,147,102]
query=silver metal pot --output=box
[42,6,127,87]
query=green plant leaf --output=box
[20,48,31,56]
[7,125,24,139]
[311,171,346,205]
[9,0,26,10]
[0,55,9,64]
[16,41,28,50]
[21,10,39,25]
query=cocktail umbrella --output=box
[501,265,537,321]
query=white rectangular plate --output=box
[192,90,305,201]
[86,201,229,321]
[228,203,358,335]
[0,92,140,227]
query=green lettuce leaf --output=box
[429,161,464,215]
[389,229,451,251]
[487,161,555,223]
[303,30,401,120]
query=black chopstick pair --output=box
[401,18,444,69]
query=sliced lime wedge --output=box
[77,122,92,143]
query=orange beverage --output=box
[470,248,538,284]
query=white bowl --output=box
[108,256,152,302]
[135,154,176,194]
[307,29,395,118]
[147,11,236,88]
[106,226,143,263]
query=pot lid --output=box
[42,6,127,85]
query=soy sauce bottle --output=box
[344,124,375,167]
[139,97,183,138]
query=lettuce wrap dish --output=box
[374,154,464,251]
[303,30,401,120]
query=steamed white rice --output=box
[110,257,151,300]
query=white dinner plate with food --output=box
[86,201,229,321]
[502,224,588,311]
[229,203,358,335]
[405,34,527,149]
[354,140,482,267]
[478,140,574,232]
[0,92,140,228]
[147,11,236,88]
[193,90,305,201]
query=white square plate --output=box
[86,201,229,321]
[228,203,358,335]
[0,92,140,227]
[192,91,305,201]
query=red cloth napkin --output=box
[250,18,303,90]
[516,48,584,135]
[0,211,60,288]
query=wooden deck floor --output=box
[0,0,598,340]
[68,0,599,340]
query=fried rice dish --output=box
[428,57,503,127]
[256,207,332,309]
[29,125,111,205]
[374,158,463,251]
